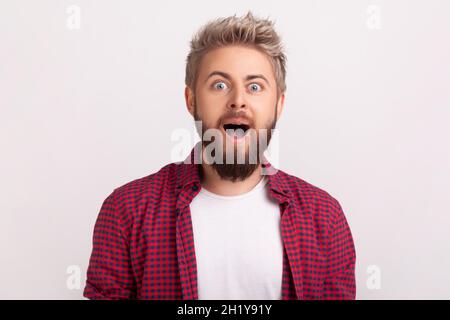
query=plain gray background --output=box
[1,0,449,299]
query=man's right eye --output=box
[213,82,228,90]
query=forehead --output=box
[198,45,275,80]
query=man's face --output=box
[185,45,285,181]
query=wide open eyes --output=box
[212,81,263,92]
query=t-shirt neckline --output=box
[199,176,268,200]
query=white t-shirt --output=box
[189,176,284,300]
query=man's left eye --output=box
[249,83,262,92]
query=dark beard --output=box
[193,101,278,182]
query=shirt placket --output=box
[175,185,200,300]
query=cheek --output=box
[195,102,223,128]
[254,105,276,126]
[250,91,276,108]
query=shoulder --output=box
[98,162,182,234]
[275,168,344,222]
[112,162,181,202]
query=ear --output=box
[276,92,285,120]
[184,86,195,117]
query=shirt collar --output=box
[175,142,292,205]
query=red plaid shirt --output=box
[83,143,356,300]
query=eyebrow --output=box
[205,71,270,86]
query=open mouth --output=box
[222,123,250,139]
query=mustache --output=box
[218,111,254,127]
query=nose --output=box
[227,87,247,110]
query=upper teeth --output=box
[225,124,247,128]
[223,124,248,138]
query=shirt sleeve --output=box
[83,189,137,299]
[323,199,356,300]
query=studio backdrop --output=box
[1,0,449,299]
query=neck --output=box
[199,151,263,197]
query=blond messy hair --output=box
[185,11,287,96]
